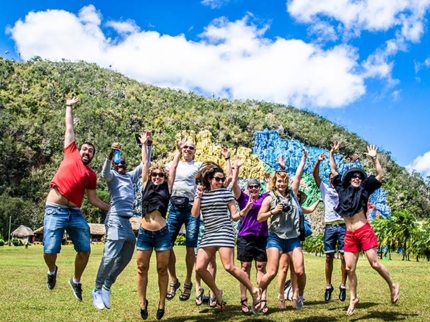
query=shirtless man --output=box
[330,142,400,315]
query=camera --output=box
[282,202,291,212]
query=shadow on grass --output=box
[350,310,418,321]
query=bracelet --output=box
[371,155,377,160]
[269,210,273,215]
[224,157,230,160]
[66,104,72,107]
[195,196,201,199]
[239,212,243,218]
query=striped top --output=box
[200,188,234,230]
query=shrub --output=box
[175,235,186,246]
[11,238,23,246]
[0,239,4,246]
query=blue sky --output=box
[1,0,430,177]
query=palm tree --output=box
[372,217,397,260]
[391,210,418,261]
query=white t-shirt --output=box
[319,182,344,223]
[166,160,203,203]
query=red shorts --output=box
[344,223,378,253]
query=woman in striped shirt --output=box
[191,162,261,314]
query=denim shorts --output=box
[136,225,171,252]
[167,204,200,247]
[43,204,90,254]
[324,223,346,253]
[266,233,301,253]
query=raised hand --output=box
[177,138,186,150]
[111,142,122,151]
[65,96,79,106]
[234,156,244,168]
[365,145,378,159]
[351,153,360,161]
[318,153,326,161]
[277,156,285,169]
[302,148,308,159]
[195,185,204,198]
[220,145,229,159]
[330,141,340,153]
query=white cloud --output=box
[407,151,430,177]
[414,56,430,72]
[106,20,139,34]
[8,6,369,108]
[287,0,430,42]
[307,20,338,43]
[201,0,230,9]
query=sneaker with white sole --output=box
[101,287,111,309]
[47,265,58,290]
[68,278,83,301]
[295,296,304,310]
[92,289,105,310]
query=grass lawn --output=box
[1,245,429,322]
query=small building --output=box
[11,225,34,244]
[88,223,105,244]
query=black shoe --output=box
[47,265,58,290]
[156,308,165,320]
[324,285,334,302]
[339,286,346,302]
[68,278,83,301]
[140,300,148,320]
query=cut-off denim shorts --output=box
[43,203,90,254]
[266,233,301,253]
[136,225,171,252]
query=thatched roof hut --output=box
[11,225,34,238]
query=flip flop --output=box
[260,299,269,315]
[240,298,250,314]
[195,288,204,306]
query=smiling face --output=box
[350,172,364,187]
[182,141,196,162]
[209,171,226,190]
[275,175,288,193]
[247,184,261,199]
[79,143,95,165]
[150,167,167,185]
[113,157,127,175]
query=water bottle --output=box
[113,150,121,163]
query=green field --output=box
[1,245,429,322]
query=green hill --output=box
[0,57,429,238]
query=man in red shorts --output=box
[43,96,110,301]
[329,142,400,316]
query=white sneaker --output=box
[295,296,304,310]
[101,287,111,309]
[92,289,105,310]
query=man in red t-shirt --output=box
[43,96,109,302]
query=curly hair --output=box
[195,161,224,191]
[148,163,169,179]
[268,171,289,192]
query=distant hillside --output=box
[0,57,428,237]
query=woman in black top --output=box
[330,142,399,316]
[136,131,183,320]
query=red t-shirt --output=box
[50,142,97,208]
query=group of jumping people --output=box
[42,97,400,320]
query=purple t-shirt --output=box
[236,191,269,238]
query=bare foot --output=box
[277,294,286,310]
[251,288,262,314]
[347,298,359,316]
[391,283,400,304]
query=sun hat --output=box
[341,168,367,186]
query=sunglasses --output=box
[114,161,126,165]
[248,185,260,189]
[352,173,363,180]
[151,172,165,178]
[183,145,195,150]
[213,176,226,183]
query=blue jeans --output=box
[324,224,346,253]
[167,204,200,247]
[266,233,301,253]
[95,215,136,289]
[136,225,171,252]
[43,203,90,254]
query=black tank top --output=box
[141,181,170,218]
